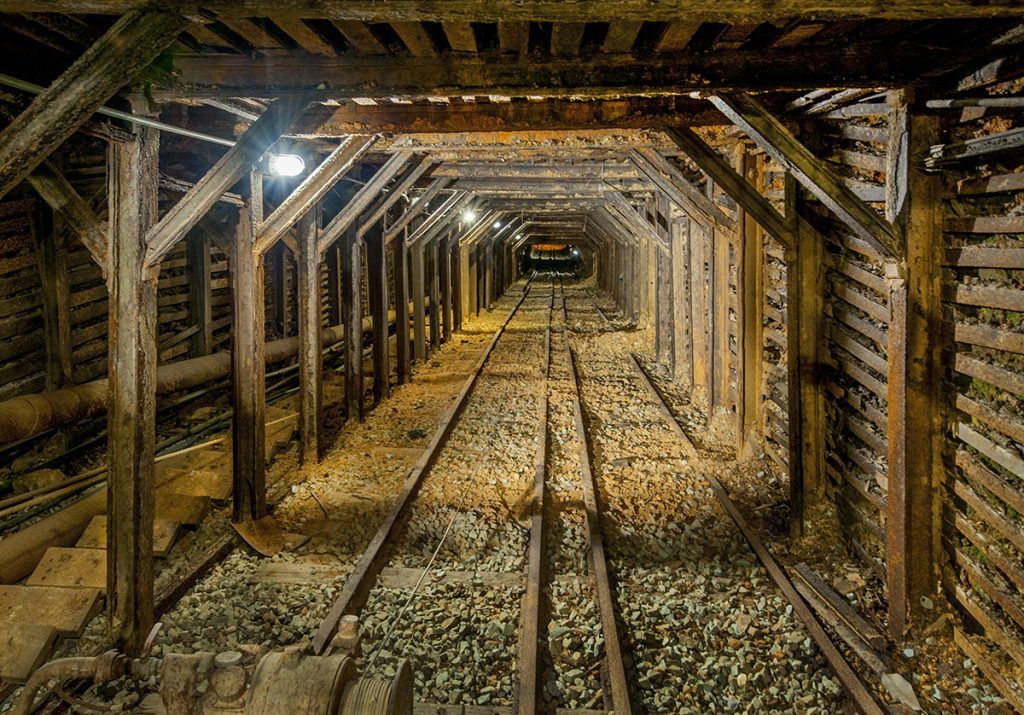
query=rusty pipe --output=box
[11,651,127,715]
[0,302,423,447]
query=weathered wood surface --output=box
[0,10,183,201]
[710,94,900,258]
[106,126,160,655]
[2,1,1020,20]
[342,228,364,421]
[26,547,107,590]
[0,585,102,638]
[0,623,57,684]
[394,230,412,382]
[296,211,322,465]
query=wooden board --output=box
[25,547,107,591]
[0,623,57,683]
[0,585,102,637]
[161,467,233,502]
[76,516,181,557]
[155,492,209,525]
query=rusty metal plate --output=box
[25,547,106,591]
[232,515,308,557]
[0,585,102,637]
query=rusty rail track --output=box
[564,335,634,714]
[311,275,539,654]
[628,354,886,715]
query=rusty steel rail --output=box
[629,356,886,715]
[312,277,538,654]
[564,341,634,715]
[513,296,552,714]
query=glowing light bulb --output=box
[493,221,502,228]
[463,210,477,222]
[264,154,305,177]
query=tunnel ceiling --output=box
[0,2,1018,254]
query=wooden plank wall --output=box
[760,166,790,475]
[812,101,893,586]
[940,105,1024,703]
[0,196,43,400]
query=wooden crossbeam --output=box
[629,148,732,228]
[145,96,311,267]
[382,177,453,243]
[664,126,794,249]
[0,10,184,201]
[357,157,436,238]
[27,160,108,268]
[153,45,945,100]
[10,1,1021,21]
[603,190,669,253]
[255,134,378,255]
[317,151,414,258]
[709,93,899,257]
[591,205,640,249]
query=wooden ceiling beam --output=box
[382,177,453,242]
[709,93,900,257]
[357,157,436,238]
[0,9,184,201]
[27,159,108,267]
[629,147,732,228]
[151,45,942,100]
[5,1,1020,21]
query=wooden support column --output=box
[341,227,364,421]
[186,229,212,357]
[271,243,291,338]
[106,125,160,655]
[428,238,441,350]
[366,224,390,402]
[412,239,427,361]
[452,239,464,331]
[393,228,411,383]
[230,177,267,522]
[670,218,689,382]
[710,222,731,412]
[736,145,764,458]
[440,234,453,343]
[327,243,343,326]
[297,210,322,465]
[785,175,825,538]
[690,221,709,393]
[656,235,673,366]
[35,211,73,388]
[885,97,943,639]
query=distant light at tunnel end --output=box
[264,154,306,177]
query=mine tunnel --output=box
[0,4,1022,714]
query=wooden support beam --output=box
[412,239,427,361]
[709,94,901,259]
[452,238,464,331]
[603,191,668,253]
[10,1,1021,21]
[0,10,183,202]
[366,224,390,402]
[630,147,733,228]
[255,134,378,255]
[885,97,943,639]
[296,210,322,465]
[670,219,688,381]
[145,96,311,267]
[785,175,825,537]
[440,233,453,343]
[105,124,160,655]
[326,242,343,325]
[186,229,213,357]
[155,43,971,99]
[663,127,793,248]
[270,243,291,338]
[26,161,108,269]
[736,146,763,458]
[230,181,268,521]
[393,229,411,383]
[34,211,73,389]
[341,228,364,421]
[428,237,442,349]
[408,192,469,246]
[318,151,414,257]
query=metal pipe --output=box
[0,72,235,147]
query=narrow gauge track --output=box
[561,283,883,714]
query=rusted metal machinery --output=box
[12,626,412,715]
